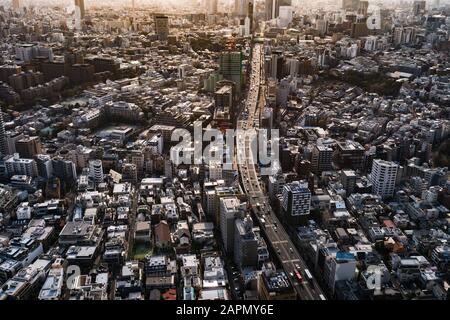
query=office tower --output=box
[357,0,369,16]
[89,160,104,184]
[282,181,311,216]
[219,51,243,95]
[316,18,329,36]
[52,157,77,183]
[5,131,23,156]
[214,84,235,127]
[154,15,169,40]
[266,0,291,20]
[351,21,369,38]
[235,0,249,17]
[74,0,85,18]
[342,0,360,11]
[15,136,42,159]
[278,5,293,28]
[248,1,254,32]
[234,215,258,268]
[207,0,218,14]
[265,0,276,20]
[0,112,6,158]
[12,0,22,11]
[311,144,333,174]
[220,197,240,254]
[370,159,398,199]
[270,50,283,80]
[336,140,365,171]
[36,154,53,179]
[413,0,426,15]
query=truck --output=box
[304,269,313,282]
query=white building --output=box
[89,160,104,184]
[277,6,293,28]
[5,153,38,177]
[370,159,398,199]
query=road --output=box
[235,43,326,300]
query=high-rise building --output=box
[269,50,284,80]
[15,136,42,159]
[74,0,85,18]
[278,5,293,28]
[316,18,329,36]
[219,51,243,95]
[234,215,258,268]
[265,0,276,20]
[214,84,235,128]
[0,112,7,158]
[342,0,360,11]
[36,154,53,179]
[11,0,23,11]
[351,22,369,38]
[52,157,77,183]
[248,1,254,32]
[311,144,333,174]
[413,0,426,15]
[341,170,357,196]
[4,153,38,177]
[265,0,291,20]
[207,0,218,15]
[155,15,169,41]
[357,0,369,16]
[370,159,398,199]
[219,197,240,255]
[89,160,104,184]
[282,181,311,216]
[336,140,365,171]
[235,0,249,17]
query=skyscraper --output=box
[248,1,254,32]
[265,0,276,20]
[220,197,240,254]
[0,112,7,158]
[89,159,104,184]
[311,144,333,174]
[155,15,169,40]
[357,0,369,16]
[74,0,85,19]
[219,51,243,95]
[413,0,426,15]
[234,215,258,268]
[265,0,292,20]
[12,0,23,11]
[282,181,311,217]
[370,159,398,199]
[235,0,249,17]
[207,0,218,15]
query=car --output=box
[289,248,294,253]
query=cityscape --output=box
[0,0,449,301]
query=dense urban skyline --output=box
[0,0,449,302]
